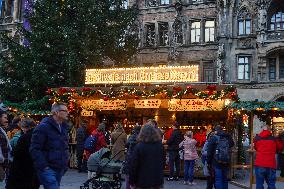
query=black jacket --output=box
[123,132,139,174]
[129,141,164,188]
[6,129,40,189]
[207,130,234,168]
[30,116,69,171]
[167,129,183,151]
[76,126,88,153]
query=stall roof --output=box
[229,101,284,111]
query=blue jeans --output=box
[37,168,64,189]
[255,166,276,189]
[184,160,195,182]
[214,166,229,189]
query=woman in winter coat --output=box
[124,125,141,189]
[111,123,127,162]
[6,118,40,189]
[129,124,164,189]
[179,131,199,185]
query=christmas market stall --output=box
[46,65,240,175]
[228,100,284,188]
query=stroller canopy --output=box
[88,148,111,165]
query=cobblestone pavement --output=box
[45,169,243,189]
[39,169,284,189]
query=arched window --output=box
[238,8,252,35]
[270,12,284,30]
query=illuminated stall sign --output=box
[81,109,94,116]
[85,65,199,84]
[168,99,225,111]
[79,99,127,110]
[134,99,161,109]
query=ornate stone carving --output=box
[216,44,226,83]
[267,31,284,40]
[237,38,254,48]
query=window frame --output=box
[191,21,201,43]
[158,22,169,46]
[205,20,215,42]
[203,62,215,82]
[238,13,252,35]
[173,20,183,45]
[237,56,251,80]
[270,12,284,31]
[144,23,156,47]
[269,58,277,80]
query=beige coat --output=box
[111,128,127,161]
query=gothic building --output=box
[130,0,284,102]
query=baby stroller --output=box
[80,148,123,189]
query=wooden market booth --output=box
[47,65,240,174]
[229,101,284,188]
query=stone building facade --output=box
[1,0,284,102]
[130,0,284,102]
[0,0,23,49]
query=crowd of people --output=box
[0,102,284,189]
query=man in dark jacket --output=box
[166,122,183,181]
[254,125,279,189]
[207,125,234,189]
[76,120,88,172]
[30,103,69,189]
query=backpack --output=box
[214,135,230,165]
[84,135,98,152]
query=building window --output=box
[238,56,250,80]
[270,12,284,30]
[192,0,203,3]
[173,20,183,44]
[238,9,251,35]
[269,58,276,80]
[6,0,14,17]
[191,21,200,43]
[158,22,169,46]
[145,23,155,47]
[205,21,215,42]
[160,0,170,5]
[280,56,284,79]
[203,62,215,82]
[0,0,5,17]
[122,0,128,9]
[146,0,159,7]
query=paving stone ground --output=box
[49,169,243,189]
[39,169,284,189]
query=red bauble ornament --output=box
[46,88,52,95]
[71,88,76,93]
[134,95,139,100]
[103,96,109,101]
[187,85,192,90]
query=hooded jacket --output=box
[254,130,278,169]
[30,117,69,171]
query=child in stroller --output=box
[81,148,123,189]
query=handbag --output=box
[179,148,184,160]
